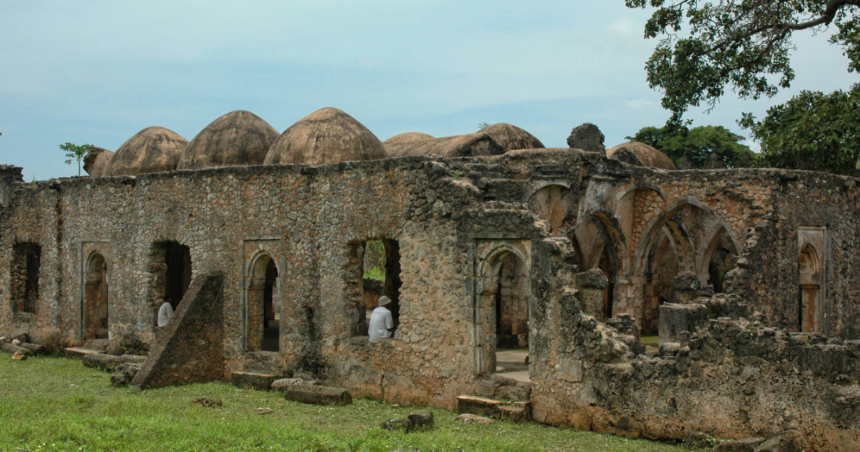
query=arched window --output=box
[799,244,821,333]
[84,252,109,339]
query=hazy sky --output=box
[1,1,856,180]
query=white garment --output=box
[368,306,393,343]
[157,302,174,327]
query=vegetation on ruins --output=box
[627,124,754,168]
[739,84,860,173]
[0,356,686,452]
[59,142,92,177]
[624,0,860,124]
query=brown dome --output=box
[264,107,386,166]
[83,146,114,178]
[178,110,279,170]
[607,142,676,170]
[387,133,505,158]
[105,127,188,177]
[479,123,544,151]
[383,132,434,157]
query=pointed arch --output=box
[245,251,280,352]
[83,251,109,340]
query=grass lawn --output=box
[0,355,690,452]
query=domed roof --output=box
[383,132,434,157]
[607,142,676,170]
[264,107,386,166]
[479,123,544,151]
[83,146,114,178]
[177,110,279,170]
[104,127,188,177]
[386,133,505,158]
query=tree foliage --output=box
[740,84,860,173]
[627,125,753,168]
[59,142,92,177]
[624,0,860,124]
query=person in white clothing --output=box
[157,297,174,327]
[368,295,394,343]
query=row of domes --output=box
[84,108,674,177]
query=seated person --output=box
[368,296,395,343]
[157,297,174,327]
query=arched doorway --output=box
[84,252,109,339]
[247,253,280,352]
[704,227,739,293]
[641,230,679,336]
[476,245,530,377]
[572,213,626,320]
[799,244,821,333]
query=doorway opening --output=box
[247,253,279,352]
[482,249,529,381]
[84,252,109,339]
[150,241,192,316]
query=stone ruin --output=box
[0,110,858,451]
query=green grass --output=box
[639,336,660,347]
[362,267,385,282]
[0,356,689,452]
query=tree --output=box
[624,0,860,124]
[477,122,490,130]
[739,84,860,173]
[60,143,92,176]
[627,125,754,168]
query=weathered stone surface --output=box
[684,431,716,449]
[232,371,277,391]
[1,343,30,356]
[82,353,146,373]
[11,351,27,360]
[17,342,45,355]
[457,396,530,422]
[132,274,224,389]
[63,347,99,359]
[106,343,124,356]
[380,418,412,432]
[110,363,141,386]
[282,386,353,406]
[715,437,766,452]
[457,413,494,425]
[271,378,319,391]
[567,123,605,154]
[406,411,434,430]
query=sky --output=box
[1,1,857,181]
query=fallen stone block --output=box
[82,353,147,372]
[496,382,531,401]
[715,437,766,452]
[380,418,412,432]
[110,363,141,387]
[17,342,45,355]
[282,385,352,406]
[231,371,277,391]
[457,414,494,425]
[407,411,434,430]
[12,351,27,361]
[63,347,100,359]
[457,395,500,418]
[1,343,31,356]
[270,378,320,392]
[457,395,531,422]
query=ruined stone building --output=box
[1,108,859,450]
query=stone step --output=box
[83,339,110,352]
[81,353,147,372]
[64,347,101,359]
[231,371,277,390]
[456,395,531,422]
